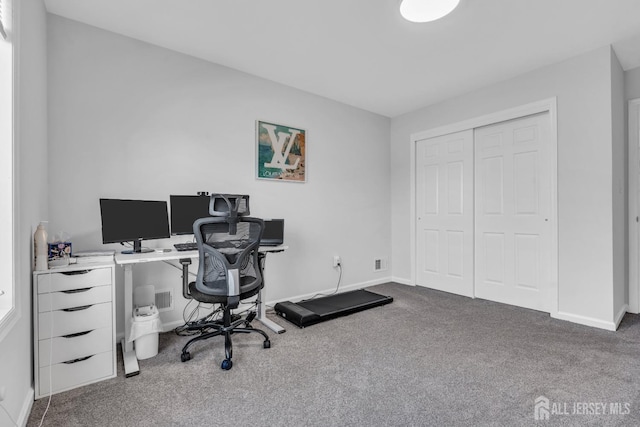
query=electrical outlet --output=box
[333,255,341,267]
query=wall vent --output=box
[155,289,173,311]
[374,257,388,272]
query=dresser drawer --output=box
[37,268,112,294]
[38,327,113,367]
[38,302,112,339]
[38,351,114,397]
[38,285,112,312]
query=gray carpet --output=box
[27,283,640,426]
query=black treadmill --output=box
[274,289,393,328]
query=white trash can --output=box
[132,304,161,360]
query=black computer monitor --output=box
[99,199,170,253]
[170,195,212,235]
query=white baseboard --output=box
[391,276,413,286]
[160,319,190,334]
[117,319,196,343]
[15,387,34,427]
[552,311,618,331]
[614,304,629,329]
[115,277,398,342]
[117,281,630,338]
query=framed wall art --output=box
[256,120,306,182]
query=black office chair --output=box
[180,194,270,370]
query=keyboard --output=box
[173,242,198,252]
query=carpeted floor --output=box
[27,283,640,426]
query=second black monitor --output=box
[171,195,285,245]
[170,195,211,235]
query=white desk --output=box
[114,245,286,377]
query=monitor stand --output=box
[121,239,154,254]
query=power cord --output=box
[175,300,219,336]
[174,300,261,336]
[301,263,343,302]
[38,269,55,427]
[233,301,260,319]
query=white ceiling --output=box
[43,0,640,118]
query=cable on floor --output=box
[300,263,343,302]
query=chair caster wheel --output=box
[263,340,271,349]
[181,352,191,362]
[221,359,233,370]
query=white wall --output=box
[390,46,621,329]
[625,66,640,315]
[625,66,640,100]
[0,0,48,425]
[3,12,633,426]
[611,49,626,322]
[47,15,391,335]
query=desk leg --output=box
[122,264,140,377]
[257,288,285,334]
[256,252,286,334]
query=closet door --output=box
[474,113,551,312]
[416,130,474,297]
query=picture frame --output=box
[256,120,306,182]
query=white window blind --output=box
[0,0,6,40]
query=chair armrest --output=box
[227,268,240,308]
[179,258,192,299]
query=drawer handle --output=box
[61,287,91,294]
[62,330,93,338]
[62,304,92,312]
[61,270,90,276]
[63,355,93,364]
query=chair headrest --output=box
[209,194,250,218]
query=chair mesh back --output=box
[194,218,263,297]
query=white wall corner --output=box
[614,304,629,329]
[391,277,413,286]
[552,311,618,331]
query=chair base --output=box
[180,308,270,370]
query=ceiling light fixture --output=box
[400,0,460,23]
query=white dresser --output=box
[33,263,116,399]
